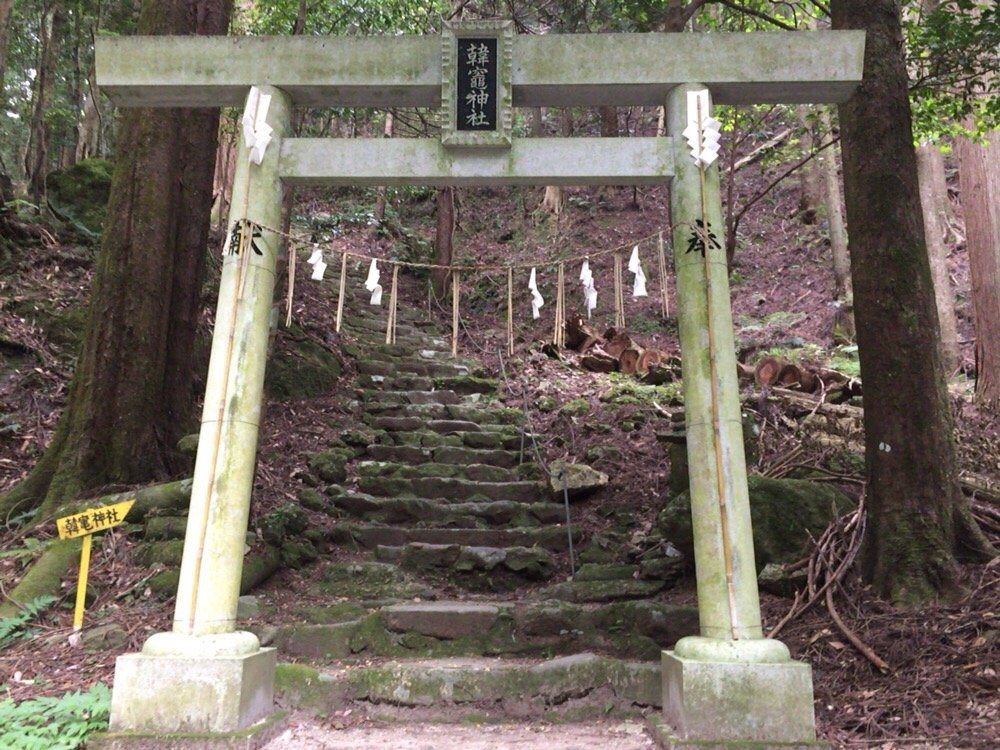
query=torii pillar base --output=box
[107,632,277,736]
[649,637,827,750]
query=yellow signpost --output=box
[56,498,135,631]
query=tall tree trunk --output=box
[917,142,961,373]
[373,111,394,223]
[832,0,994,605]
[956,129,1000,406]
[25,4,60,204]
[432,186,455,300]
[0,0,12,104]
[0,0,234,522]
[795,106,822,224]
[821,110,851,300]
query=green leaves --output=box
[0,595,56,649]
[0,683,111,750]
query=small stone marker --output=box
[56,497,135,632]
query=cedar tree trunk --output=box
[956,130,1000,406]
[832,0,994,604]
[917,142,961,373]
[0,0,233,522]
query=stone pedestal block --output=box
[659,648,822,746]
[109,646,276,733]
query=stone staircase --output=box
[261,262,698,721]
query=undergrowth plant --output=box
[0,683,111,750]
[0,595,56,650]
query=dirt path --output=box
[263,717,656,749]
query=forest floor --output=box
[1,160,998,748]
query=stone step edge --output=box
[274,653,661,714]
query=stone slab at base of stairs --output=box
[275,653,661,717]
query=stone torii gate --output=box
[96,23,863,748]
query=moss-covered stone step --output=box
[357,389,463,406]
[317,561,437,599]
[268,599,699,663]
[328,490,564,527]
[379,542,554,580]
[385,429,531,451]
[364,402,523,426]
[357,374,497,394]
[329,523,580,551]
[356,459,522,483]
[357,360,472,379]
[358,374,435,391]
[356,475,546,503]
[531,579,666,603]
[366,444,522,468]
[365,350,480,368]
[275,653,661,713]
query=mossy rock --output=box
[558,398,590,417]
[265,324,342,400]
[298,488,328,512]
[256,503,309,545]
[307,451,348,484]
[536,396,557,412]
[658,475,854,572]
[139,539,185,567]
[280,539,318,569]
[46,158,113,236]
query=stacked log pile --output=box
[563,316,678,381]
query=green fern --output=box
[0,595,57,649]
[0,683,111,750]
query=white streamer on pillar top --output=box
[241,86,274,166]
[682,89,722,168]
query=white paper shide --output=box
[365,259,383,305]
[682,89,722,168]
[579,260,597,317]
[628,245,647,298]
[242,86,274,165]
[528,267,544,319]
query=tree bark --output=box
[819,110,851,300]
[373,111,394,223]
[432,186,455,300]
[832,0,994,605]
[25,3,60,204]
[0,0,234,522]
[956,129,1000,406]
[795,106,822,224]
[917,142,961,373]
[0,0,12,104]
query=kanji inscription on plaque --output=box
[441,20,513,148]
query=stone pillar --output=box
[652,83,822,748]
[107,86,290,737]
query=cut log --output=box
[619,347,644,375]
[581,347,618,373]
[605,331,636,359]
[565,315,603,352]
[755,356,786,387]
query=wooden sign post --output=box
[56,498,135,632]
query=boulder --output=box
[548,461,609,500]
[46,158,112,236]
[658,475,854,572]
[308,451,348,484]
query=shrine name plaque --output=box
[441,20,512,148]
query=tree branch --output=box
[712,0,798,30]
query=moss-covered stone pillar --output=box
[654,83,821,747]
[172,85,291,637]
[107,86,288,737]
